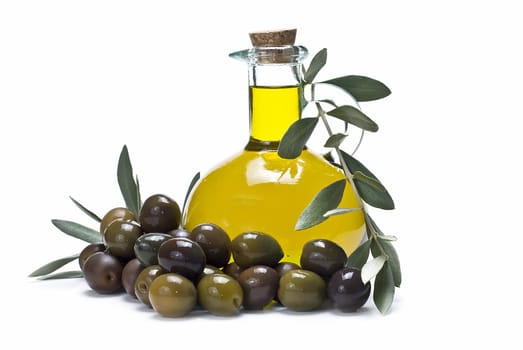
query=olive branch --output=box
[277,48,401,315]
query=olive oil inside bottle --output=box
[183,85,365,263]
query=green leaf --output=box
[317,99,338,108]
[340,150,394,210]
[136,175,142,212]
[327,105,378,132]
[361,254,387,284]
[324,133,347,148]
[295,180,346,230]
[304,48,327,83]
[353,171,386,192]
[321,75,391,102]
[373,262,395,315]
[345,239,371,269]
[51,219,102,243]
[278,117,319,159]
[117,145,140,217]
[38,271,84,280]
[28,254,80,277]
[69,196,102,223]
[323,207,360,218]
[183,171,200,215]
[367,217,401,288]
[377,234,398,241]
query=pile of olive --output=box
[79,193,371,317]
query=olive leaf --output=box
[361,254,387,284]
[51,219,102,243]
[321,75,391,102]
[324,133,347,148]
[183,171,200,215]
[295,179,346,230]
[117,145,141,217]
[38,271,83,280]
[304,48,327,83]
[353,171,386,192]
[327,105,378,132]
[278,117,319,159]
[323,207,359,218]
[69,196,101,223]
[373,262,395,315]
[28,254,80,277]
[340,150,394,210]
[367,215,402,287]
[345,239,371,269]
[316,99,337,108]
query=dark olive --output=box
[278,269,326,311]
[82,251,124,294]
[133,232,172,266]
[149,273,197,317]
[100,207,136,235]
[79,243,106,271]
[327,267,371,312]
[139,194,181,233]
[300,239,347,279]
[134,264,166,307]
[231,232,283,268]
[190,223,231,268]
[157,238,206,280]
[238,265,279,310]
[103,219,142,259]
[275,261,300,277]
[122,258,145,298]
[222,262,244,280]
[197,273,243,316]
[168,228,191,239]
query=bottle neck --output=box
[245,62,304,151]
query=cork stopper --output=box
[249,29,297,47]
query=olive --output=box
[79,243,106,271]
[134,264,166,307]
[133,232,172,266]
[231,232,283,268]
[195,265,222,285]
[168,228,191,239]
[300,239,347,279]
[122,258,145,298]
[82,251,124,294]
[278,269,326,311]
[275,261,300,277]
[197,273,243,316]
[222,262,244,280]
[139,194,181,233]
[103,219,142,259]
[157,237,206,280]
[100,207,136,235]
[238,265,279,310]
[149,273,197,317]
[327,267,371,312]
[190,223,231,268]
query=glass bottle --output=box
[183,30,365,263]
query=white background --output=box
[1,0,522,348]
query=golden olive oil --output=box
[183,86,365,264]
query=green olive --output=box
[103,219,142,259]
[149,273,197,317]
[139,194,181,233]
[134,264,166,307]
[300,239,347,279]
[197,273,243,316]
[190,223,231,268]
[278,269,326,311]
[100,207,136,235]
[231,232,283,268]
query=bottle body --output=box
[183,148,365,263]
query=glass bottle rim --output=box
[229,45,308,65]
